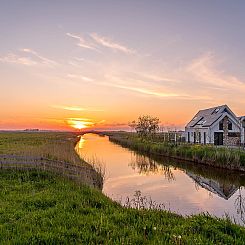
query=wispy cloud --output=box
[0,53,37,66]
[103,75,180,98]
[106,83,179,97]
[99,122,127,127]
[90,33,135,54]
[21,48,57,66]
[66,32,98,51]
[52,105,104,112]
[0,49,57,67]
[67,73,94,82]
[68,72,180,98]
[66,32,135,54]
[137,73,179,83]
[187,52,245,91]
[65,51,245,103]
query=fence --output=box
[0,154,102,189]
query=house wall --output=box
[241,120,245,145]
[185,128,209,144]
[223,116,240,146]
[209,117,241,145]
[242,129,245,144]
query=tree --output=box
[129,115,160,138]
[128,120,137,132]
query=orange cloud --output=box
[52,105,104,112]
[66,118,95,129]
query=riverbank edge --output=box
[1,169,245,244]
[105,133,245,172]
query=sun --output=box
[66,118,94,130]
[72,121,88,129]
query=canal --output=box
[76,133,245,225]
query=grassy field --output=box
[1,169,245,244]
[106,132,245,171]
[0,132,103,188]
[0,131,79,159]
[1,132,245,244]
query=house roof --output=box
[186,105,238,129]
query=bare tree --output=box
[128,120,137,132]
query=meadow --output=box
[0,132,245,244]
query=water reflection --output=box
[129,154,175,182]
[76,133,245,225]
[128,151,245,224]
[130,152,243,200]
[186,172,238,200]
[235,188,245,224]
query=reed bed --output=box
[107,133,245,171]
[0,132,103,188]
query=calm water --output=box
[76,133,245,225]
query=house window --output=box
[219,122,223,130]
[188,132,190,143]
[228,122,232,130]
[212,108,220,114]
[194,132,196,143]
[204,132,206,144]
[197,120,206,125]
[242,120,245,128]
[228,132,240,137]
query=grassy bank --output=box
[106,132,245,171]
[1,132,245,244]
[0,132,103,188]
[1,169,245,244]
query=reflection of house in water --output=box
[187,172,238,200]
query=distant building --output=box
[24,129,39,132]
[185,105,245,146]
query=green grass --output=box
[0,132,79,156]
[1,132,245,244]
[107,132,245,171]
[0,169,245,244]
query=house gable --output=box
[186,105,239,130]
[210,112,240,131]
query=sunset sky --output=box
[1,0,245,131]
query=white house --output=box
[185,105,245,146]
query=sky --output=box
[1,0,245,131]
